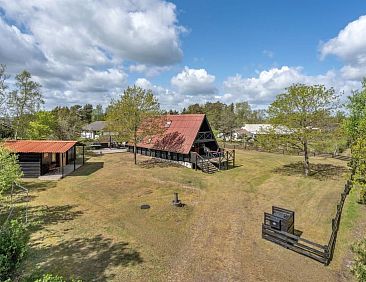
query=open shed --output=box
[4,140,85,178]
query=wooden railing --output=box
[262,174,354,265]
[196,131,214,142]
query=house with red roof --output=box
[3,140,85,178]
[127,114,235,173]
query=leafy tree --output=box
[0,220,29,281]
[184,103,204,114]
[26,111,57,140]
[0,64,10,115]
[7,70,43,139]
[0,145,22,195]
[235,101,252,125]
[345,79,366,203]
[204,101,226,130]
[52,106,84,140]
[350,238,366,282]
[218,106,237,142]
[106,86,161,164]
[81,104,93,123]
[92,104,104,121]
[267,84,339,176]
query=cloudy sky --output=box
[0,0,365,110]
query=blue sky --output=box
[0,0,365,110]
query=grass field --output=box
[12,150,366,281]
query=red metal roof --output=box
[3,140,77,153]
[136,114,206,154]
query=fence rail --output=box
[262,176,353,265]
[220,142,351,162]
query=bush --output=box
[360,186,366,205]
[0,220,29,280]
[0,145,23,195]
[33,274,82,282]
[351,238,366,281]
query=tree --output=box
[7,70,43,139]
[0,64,10,115]
[0,145,22,195]
[92,104,105,121]
[81,104,93,123]
[344,79,366,203]
[26,111,57,140]
[52,106,84,140]
[218,106,237,142]
[235,101,252,125]
[106,86,161,164]
[267,84,339,176]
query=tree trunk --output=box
[303,140,310,176]
[134,127,137,165]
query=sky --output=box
[0,0,366,111]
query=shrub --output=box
[0,220,29,281]
[360,186,366,205]
[0,145,23,195]
[33,274,82,282]
[351,238,366,281]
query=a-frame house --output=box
[127,114,235,173]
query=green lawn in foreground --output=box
[9,150,365,281]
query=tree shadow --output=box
[0,204,83,232]
[152,131,186,153]
[273,162,348,180]
[69,162,104,176]
[138,158,182,169]
[27,235,143,281]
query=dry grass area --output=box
[14,150,366,281]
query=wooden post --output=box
[61,153,64,178]
[82,145,85,164]
[195,153,198,171]
[226,151,229,170]
[73,146,76,171]
[233,149,235,167]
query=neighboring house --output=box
[241,124,291,138]
[81,121,108,139]
[4,140,85,178]
[81,121,119,148]
[218,128,250,141]
[127,114,235,172]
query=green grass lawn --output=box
[9,150,365,281]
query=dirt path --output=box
[167,171,343,282]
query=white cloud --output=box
[321,15,366,80]
[135,78,188,109]
[171,66,217,95]
[129,64,171,77]
[223,66,360,106]
[0,0,184,106]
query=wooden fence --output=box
[220,142,351,162]
[262,178,353,265]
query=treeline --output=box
[0,64,106,140]
[168,101,267,133]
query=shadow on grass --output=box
[138,158,182,169]
[273,161,348,180]
[0,204,83,232]
[27,235,143,282]
[69,162,104,176]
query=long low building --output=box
[3,140,85,178]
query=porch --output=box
[38,164,82,181]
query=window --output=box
[165,120,172,128]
